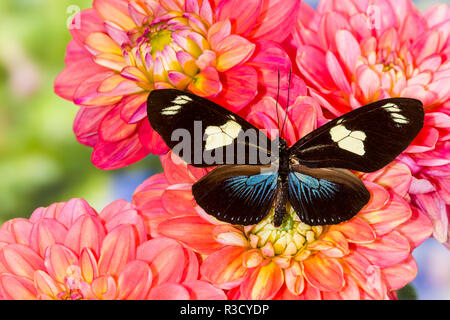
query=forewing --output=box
[147,89,273,167]
[192,165,278,225]
[288,164,370,226]
[289,98,424,172]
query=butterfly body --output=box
[147,89,424,227]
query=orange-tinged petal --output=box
[359,194,412,236]
[356,231,410,268]
[93,0,136,30]
[30,219,68,257]
[242,249,264,268]
[148,283,190,300]
[64,215,105,256]
[381,255,417,291]
[362,161,412,197]
[99,106,138,142]
[98,225,135,276]
[330,217,376,244]
[158,215,223,254]
[91,275,117,300]
[284,261,305,296]
[213,225,249,247]
[240,261,284,300]
[201,246,248,289]
[117,260,152,300]
[79,248,99,283]
[396,207,433,248]
[362,182,390,212]
[0,244,45,279]
[216,0,261,36]
[215,35,255,71]
[207,19,231,49]
[302,253,344,292]
[44,244,78,283]
[85,32,122,55]
[34,270,63,299]
[320,230,350,258]
[188,66,222,97]
[0,274,37,300]
[162,184,196,216]
[136,238,185,286]
[180,247,199,283]
[182,280,227,300]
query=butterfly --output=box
[147,88,424,227]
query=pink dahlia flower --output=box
[55,0,302,170]
[0,198,225,300]
[133,98,433,299]
[292,0,450,246]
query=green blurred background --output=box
[0,0,160,223]
[0,0,448,299]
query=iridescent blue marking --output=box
[224,172,278,205]
[288,172,339,203]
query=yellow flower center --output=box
[149,29,173,54]
[247,204,324,258]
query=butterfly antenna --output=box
[275,68,281,136]
[280,68,292,138]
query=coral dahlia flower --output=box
[292,0,450,246]
[0,198,225,300]
[55,0,302,170]
[133,97,433,299]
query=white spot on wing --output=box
[172,95,192,105]
[382,102,409,124]
[330,124,366,156]
[161,105,182,115]
[204,120,242,150]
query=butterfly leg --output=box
[273,178,288,227]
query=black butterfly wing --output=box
[287,164,370,226]
[147,89,273,167]
[192,165,278,225]
[289,98,424,172]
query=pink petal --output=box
[69,8,105,47]
[136,238,185,286]
[217,65,257,112]
[0,244,45,279]
[240,261,284,300]
[117,260,152,299]
[381,256,417,291]
[180,248,200,282]
[326,51,352,94]
[397,207,434,248]
[357,66,381,101]
[296,45,335,92]
[162,184,196,216]
[362,182,390,212]
[44,244,78,283]
[91,129,150,169]
[335,29,361,73]
[331,217,376,244]
[215,35,256,71]
[158,216,223,254]
[98,225,136,276]
[56,198,97,228]
[139,119,170,155]
[356,231,411,268]
[363,161,412,197]
[91,275,117,299]
[182,280,227,300]
[216,0,261,36]
[64,215,106,256]
[148,283,190,300]
[29,219,68,257]
[93,0,136,30]
[200,246,248,289]
[0,274,37,299]
[73,105,114,147]
[207,19,231,50]
[249,0,301,42]
[302,253,344,292]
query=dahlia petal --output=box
[181,247,199,282]
[182,280,227,300]
[0,274,37,300]
[398,207,434,249]
[119,94,148,124]
[162,184,196,216]
[91,130,150,170]
[98,225,135,276]
[117,260,152,299]
[73,71,122,106]
[79,248,99,283]
[73,105,114,147]
[359,193,412,236]
[148,283,190,300]
[336,29,361,73]
[320,230,350,258]
[319,12,352,51]
[29,219,68,257]
[93,0,136,30]
[242,249,264,268]
[0,244,45,279]
[160,152,207,184]
[104,21,130,46]
[296,45,335,92]
[409,177,436,194]
[54,59,108,101]
[158,216,223,254]
[423,4,450,27]
[326,51,352,94]
[85,32,122,55]
[362,182,390,212]
[381,256,417,291]
[201,246,248,289]
[207,19,231,50]
[411,193,446,243]
[69,9,105,47]
[240,261,284,300]
[284,262,305,295]
[99,106,138,142]
[138,119,170,155]
[34,270,63,299]
[406,127,439,153]
[215,35,255,71]
[249,0,300,42]
[91,275,117,299]
[331,217,376,244]
[356,231,410,268]
[136,238,185,285]
[213,225,249,247]
[64,215,105,256]
[168,70,192,89]
[44,244,78,283]
[188,66,222,97]
[339,275,360,300]
[362,161,412,197]
[56,198,97,227]
[199,0,213,23]
[4,218,33,246]
[216,0,261,36]
[302,253,344,292]
[357,66,381,101]
[217,65,257,111]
